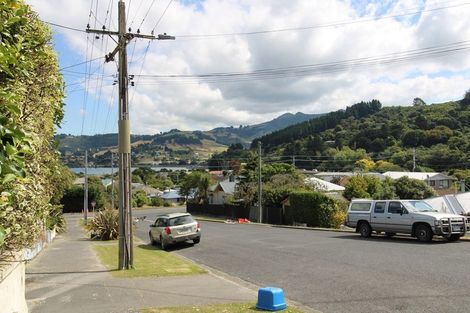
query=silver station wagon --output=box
[149,213,201,250]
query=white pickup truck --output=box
[345,199,469,242]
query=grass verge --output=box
[94,242,206,278]
[141,302,304,313]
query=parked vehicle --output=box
[345,199,469,242]
[149,213,201,250]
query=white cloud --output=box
[26,0,470,134]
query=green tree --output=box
[87,176,108,209]
[132,190,149,207]
[180,170,212,204]
[413,97,426,106]
[393,177,437,199]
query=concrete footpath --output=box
[25,215,255,313]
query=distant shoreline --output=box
[70,166,192,175]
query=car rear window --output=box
[168,215,194,226]
[350,202,372,212]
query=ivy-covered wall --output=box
[0,0,73,255]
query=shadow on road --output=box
[138,241,196,252]
[332,234,454,245]
[26,269,117,275]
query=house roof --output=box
[383,171,455,181]
[314,172,385,179]
[73,177,85,185]
[161,189,184,200]
[305,177,345,192]
[219,181,236,194]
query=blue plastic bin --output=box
[256,287,287,311]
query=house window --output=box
[429,180,435,186]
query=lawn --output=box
[141,302,304,313]
[94,242,206,278]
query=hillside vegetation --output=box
[251,95,470,173]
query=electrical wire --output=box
[174,1,470,39]
[132,40,470,85]
[151,0,173,32]
[137,0,157,31]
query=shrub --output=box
[330,210,347,229]
[287,191,338,227]
[46,205,66,233]
[163,201,171,207]
[132,190,149,207]
[150,197,164,207]
[86,208,119,240]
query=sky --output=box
[25,0,470,136]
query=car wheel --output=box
[193,238,200,244]
[385,232,396,237]
[359,222,372,238]
[415,224,433,242]
[149,232,156,245]
[448,234,461,242]
[160,236,168,250]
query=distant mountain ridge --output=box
[57,111,322,166]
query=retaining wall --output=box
[0,255,28,313]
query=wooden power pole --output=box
[86,0,174,269]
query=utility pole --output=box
[292,155,295,168]
[86,0,175,270]
[258,141,262,223]
[84,150,89,225]
[412,148,416,172]
[111,152,114,209]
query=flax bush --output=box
[87,208,119,240]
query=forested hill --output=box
[251,95,470,172]
[252,100,382,151]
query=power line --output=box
[43,21,87,33]
[60,56,105,71]
[152,0,173,32]
[137,0,157,31]
[175,1,470,39]
[132,39,470,84]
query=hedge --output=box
[286,191,340,228]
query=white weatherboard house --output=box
[383,172,456,190]
[208,180,236,205]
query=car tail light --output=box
[197,222,200,229]
[165,227,171,235]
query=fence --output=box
[187,203,285,225]
[187,203,250,219]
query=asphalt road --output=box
[134,208,470,313]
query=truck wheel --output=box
[415,224,433,242]
[359,222,372,238]
[385,232,396,237]
[448,234,461,242]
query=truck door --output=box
[371,201,387,231]
[386,201,412,234]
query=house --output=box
[425,192,470,215]
[305,177,345,193]
[73,177,85,186]
[313,172,385,183]
[208,180,236,205]
[161,189,186,203]
[131,183,163,198]
[383,171,456,190]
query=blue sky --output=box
[27,0,470,136]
